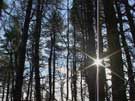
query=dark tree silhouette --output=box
[102,0,127,100]
[13,0,32,100]
[115,1,135,100]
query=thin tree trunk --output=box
[73,26,77,101]
[2,80,5,101]
[48,32,53,101]
[66,0,69,100]
[60,83,64,101]
[0,0,3,16]
[26,60,33,100]
[6,73,10,101]
[33,0,43,100]
[99,9,105,101]
[11,75,14,101]
[29,78,33,101]
[9,52,14,101]
[52,32,56,100]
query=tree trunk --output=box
[33,0,42,100]
[122,0,135,45]
[26,60,34,100]
[2,80,5,101]
[115,1,135,100]
[0,0,3,16]
[52,32,56,100]
[72,26,77,101]
[85,0,96,100]
[48,32,53,101]
[6,73,10,101]
[102,0,127,100]
[9,52,14,101]
[60,83,64,101]
[99,7,105,100]
[66,0,69,100]
[13,0,32,100]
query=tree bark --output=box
[33,0,43,100]
[48,32,53,101]
[66,0,69,100]
[2,80,5,101]
[72,26,77,101]
[122,0,135,45]
[52,32,56,100]
[102,0,127,100]
[6,73,10,101]
[115,1,135,100]
[99,7,105,100]
[13,0,32,100]
[0,0,3,16]
[26,56,33,101]
[85,0,97,100]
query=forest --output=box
[0,0,135,101]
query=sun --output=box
[94,58,102,67]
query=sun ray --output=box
[94,58,102,67]
[77,47,127,80]
[80,63,95,71]
[101,64,127,81]
[76,48,96,61]
[100,49,121,62]
[77,49,127,82]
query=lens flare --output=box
[94,58,102,67]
